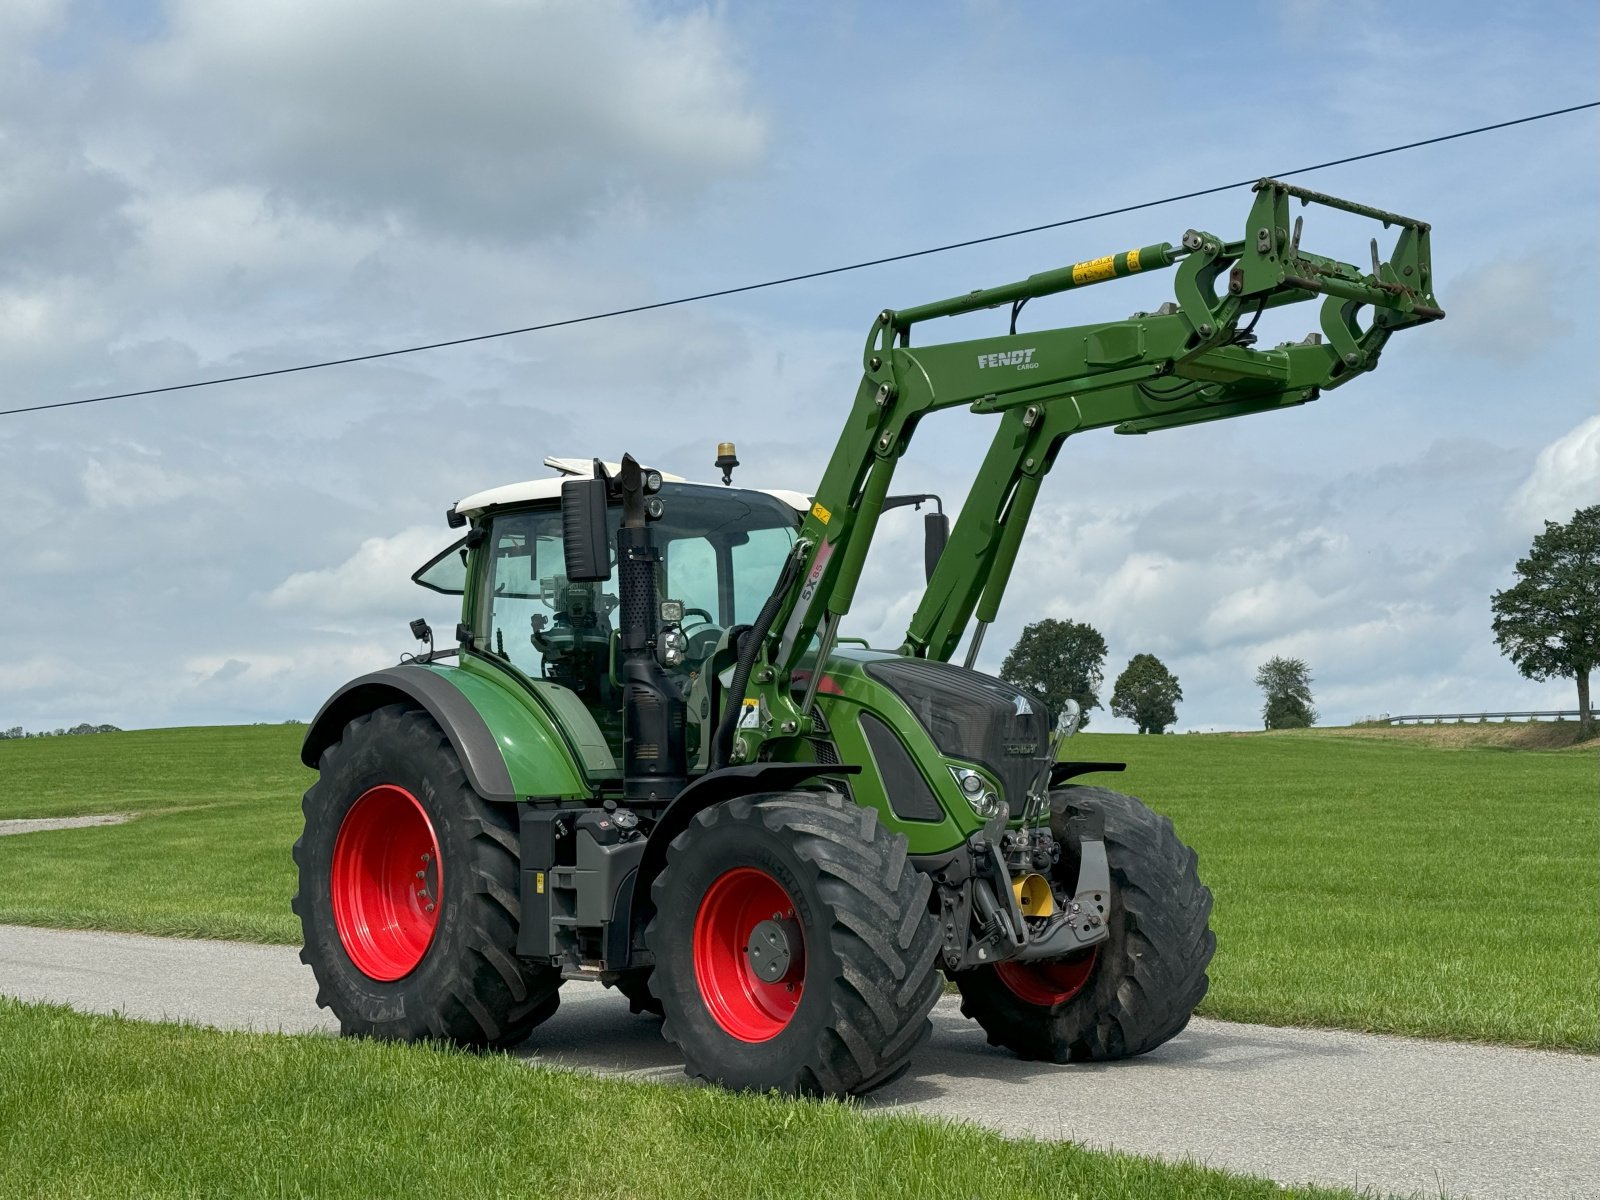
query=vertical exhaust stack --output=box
[613,454,688,803]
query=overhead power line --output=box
[5,99,1596,420]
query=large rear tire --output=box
[646,792,942,1096]
[954,785,1213,1062]
[293,704,563,1047]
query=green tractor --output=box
[293,180,1442,1095]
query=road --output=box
[2,923,1595,1199]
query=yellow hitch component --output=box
[1013,873,1056,918]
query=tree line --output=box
[994,503,1597,738]
[1,724,123,739]
[998,619,1311,733]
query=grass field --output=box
[0,721,1595,1049]
[0,996,1406,1200]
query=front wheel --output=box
[646,792,943,1096]
[954,785,1214,1062]
[607,968,663,1016]
[293,704,563,1047]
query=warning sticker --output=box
[1127,247,1142,272]
[1071,254,1118,285]
[811,501,831,525]
[738,698,761,729]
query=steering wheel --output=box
[680,607,717,634]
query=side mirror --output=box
[1055,699,1082,740]
[923,511,950,582]
[560,479,611,582]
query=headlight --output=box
[950,767,1004,820]
[657,627,684,669]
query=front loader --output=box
[293,180,1443,1094]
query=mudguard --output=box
[1049,761,1127,788]
[633,763,861,914]
[301,663,591,802]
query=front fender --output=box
[301,664,591,802]
[633,763,860,917]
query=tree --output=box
[1110,653,1183,734]
[1255,656,1316,729]
[1491,505,1599,740]
[1000,618,1108,727]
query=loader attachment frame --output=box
[729,179,1442,756]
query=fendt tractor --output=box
[294,179,1442,1095]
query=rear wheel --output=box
[646,792,942,1096]
[954,785,1213,1062]
[293,704,563,1047]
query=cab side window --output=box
[480,508,619,717]
[481,511,561,678]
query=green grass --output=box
[1072,725,1599,1051]
[1,722,1594,1049]
[0,996,1402,1200]
[0,726,309,942]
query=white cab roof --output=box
[453,456,810,518]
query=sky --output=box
[1,0,1596,734]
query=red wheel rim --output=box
[693,867,804,1042]
[331,784,442,981]
[995,949,1098,1007]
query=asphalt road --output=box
[2,924,1595,1199]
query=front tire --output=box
[954,785,1214,1062]
[607,969,663,1016]
[646,792,942,1096]
[293,704,563,1047]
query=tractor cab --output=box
[420,457,806,773]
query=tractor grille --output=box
[863,658,1051,818]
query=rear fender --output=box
[301,664,591,802]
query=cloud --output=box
[1508,413,1600,531]
[0,655,80,693]
[1434,256,1569,366]
[122,0,768,242]
[80,447,220,509]
[2,1,1595,738]
[268,526,457,619]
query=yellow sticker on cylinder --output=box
[1127,247,1142,272]
[1071,254,1118,285]
[811,501,832,525]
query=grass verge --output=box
[0,996,1404,1200]
[0,722,1594,1050]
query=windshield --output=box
[475,483,800,689]
[656,485,800,629]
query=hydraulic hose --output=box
[711,546,804,770]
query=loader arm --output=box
[730,179,1441,760]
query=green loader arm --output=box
[734,179,1442,760]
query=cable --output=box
[5,99,1595,419]
[1009,297,1028,336]
[1229,297,1269,347]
